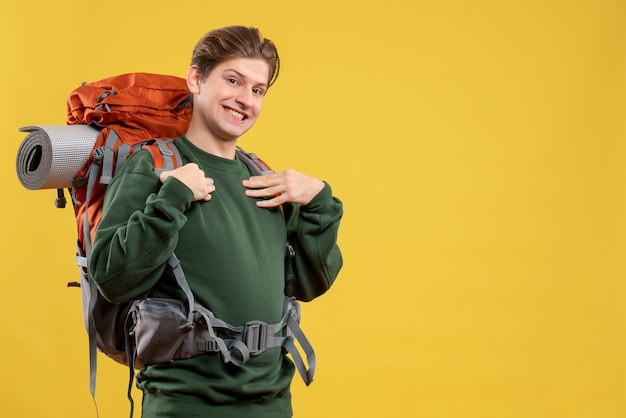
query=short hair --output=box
[191,26,280,88]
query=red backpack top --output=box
[67,72,192,257]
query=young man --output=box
[89,26,343,417]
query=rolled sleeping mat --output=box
[16,125,99,190]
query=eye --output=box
[252,87,265,96]
[228,78,239,85]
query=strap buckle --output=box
[243,321,269,355]
[197,339,220,353]
[92,146,105,164]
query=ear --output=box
[187,65,202,94]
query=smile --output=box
[225,107,245,121]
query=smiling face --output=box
[186,56,270,154]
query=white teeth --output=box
[226,108,244,120]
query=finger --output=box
[244,185,283,198]
[243,173,277,189]
[204,181,215,201]
[254,194,285,208]
[159,170,172,183]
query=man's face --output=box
[191,57,270,143]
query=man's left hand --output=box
[243,169,325,207]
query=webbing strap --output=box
[169,140,183,167]
[115,144,131,174]
[81,149,105,415]
[76,241,100,416]
[125,304,138,418]
[149,276,317,385]
[100,130,119,185]
[194,307,242,365]
[192,297,316,385]
[167,255,254,376]
[156,140,176,171]
[87,270,100,416]
[236,147,274,175]
[82,155,102,259]
[141,139,181,176]
[236,146,287,216]
[76,255,88,268]
[283,313,316,385]
[167,254,195,328]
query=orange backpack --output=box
[66,73,192,407]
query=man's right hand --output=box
[159,163,215,201]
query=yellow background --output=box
[2,1,625,417]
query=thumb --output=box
[159,170,172,183]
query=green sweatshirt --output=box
[90,136,343,418]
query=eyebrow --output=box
[224,68,268,89]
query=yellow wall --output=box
[2,1,625,417]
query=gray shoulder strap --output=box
[100,129,119,185]
[236,147,274,176]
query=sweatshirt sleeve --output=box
[89,151,194,303]
[284,182,344,301]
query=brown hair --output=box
[191,26,280,88]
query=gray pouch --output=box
[131,298,199,367]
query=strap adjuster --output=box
[92,146,105,164]
[243,321,269,355]
[197,339,220,353]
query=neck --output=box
[185,126,237,159]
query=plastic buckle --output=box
[244,321,268,355]
[197,340,219,353]
[92,146,105,164]
[160,144,174,157]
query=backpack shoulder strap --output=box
[138,142,267,176]
[139,139,183,174]
[236,146,274,176]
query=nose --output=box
[235,89,254,108]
